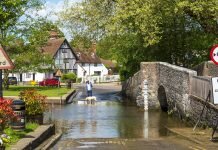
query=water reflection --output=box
[44,86,188,140]
[45,100,186,140]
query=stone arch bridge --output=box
[122,62,218,126]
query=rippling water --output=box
[44,85,187,140]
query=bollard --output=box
[11,100,25,130]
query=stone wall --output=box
[193,61,218,76]
[190,95,218,127]
[158,62,197,117]
[123,62,196,114]
[122,71,142,104]
[122,61,218,128]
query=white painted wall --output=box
[9,72,53,82]
[76,63,108,79]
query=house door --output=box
[20,74,22,82]
[33,73,35,81]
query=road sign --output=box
[0,45,14,69]
[212,77,218,104]
[55,69,62,77]
[210,44,218,65]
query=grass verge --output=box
[3,86,72,97]
[4,122,39,149]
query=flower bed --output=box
[0,98,17,132]
[0,98,17,148]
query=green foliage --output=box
[61,73,77,82]
[19,89,47,116]
[70,34,92,50]
[0,0,43,34]
[59,0,218,80]
[10,19,63,73]
[4,122,39,147]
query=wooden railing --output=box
[190,76,213,102]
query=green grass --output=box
[4,122,39,149]
[3,86,72,97]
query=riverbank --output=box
[10,124,55,150]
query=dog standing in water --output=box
[85,96,97,104]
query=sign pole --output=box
[0,70,2,99]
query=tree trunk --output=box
[3,70,9,90]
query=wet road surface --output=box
[44,84,210,150]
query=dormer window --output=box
[91,52,95,58]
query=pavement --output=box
[167,127,218,149]
[52,127,218,150]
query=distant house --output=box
[41,37,78,75]
[100,58,117,75]
[10,32,78,82]
[9,32,118,83]
[75,50,108,79]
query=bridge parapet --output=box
[122,61,218,129]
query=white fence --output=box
[83,75,120,83]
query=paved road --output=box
[50,83,215,150]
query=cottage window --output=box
[94,71,101,76]
[26,73,31,78]
[82,63,85,66]
[94,63,97,67]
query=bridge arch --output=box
[158,85,168,112]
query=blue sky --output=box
[47,0,81,3]
[36,0,81,21]
[41,0,82,39]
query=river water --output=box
[44,84,195,149]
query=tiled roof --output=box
[100,59,116,68]
[41,38,65,56]
[75,50,102,64]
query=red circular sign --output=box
[210,44,218,65]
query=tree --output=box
[70,34,92,51]
[60,0,218,80]
[0,0,45,89]
[0,0,44,44]
[9,19,65,74]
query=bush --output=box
[19,89,47,116]
[61,73,77,82]
[0,99,17,132]
[61,73,77,88]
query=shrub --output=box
[30,80,37,86]
[19,89,47,116]
[0,98,17,132]
[61,73,77,82]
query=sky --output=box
[41,0,82,20]
[33,0,82,39]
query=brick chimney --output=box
[49,30,59,40]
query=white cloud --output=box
[27,1,65,21]
[26,0,82,40]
